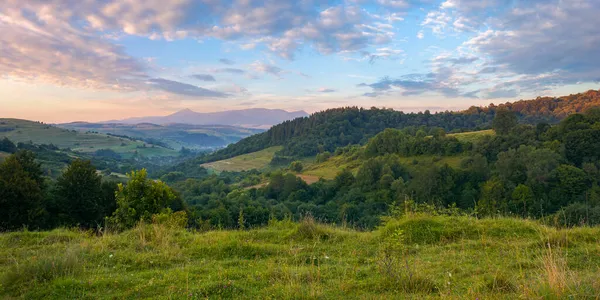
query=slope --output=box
[200,146,282,172]
[0,119,177,158]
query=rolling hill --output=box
[0,119,177,158]
[109,108,309,129]
[58,122,263,150]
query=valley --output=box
[2,90,600,299]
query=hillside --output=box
[301,129,494,180]
[1,215,599,298]
[192,90,600,165]
[0,119,177,158]
[201,146,282,172]
[58,122,262,150]
[111,108,309,129]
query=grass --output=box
[201,146,283,172]
[1,215,599,299]
[448,129,495,143]
[302,154,467,180]
[0,119,178,158]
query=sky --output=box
[1,0,599,123]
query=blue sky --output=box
[1,0,599,122]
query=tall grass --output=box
[1,215,599,298]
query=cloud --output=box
[191,74,216,81]
[462,1,600,91]
[0,3,147,91]
[317,88,336,93]
[483,88,518,99]
[249,61,284,78]
[213,68,246,75]
[147,78,227,98]
[432,54,479,65]
[219,58,235,65]
[417,30,424,39]
[361,69,462,98]
[0,0,420,91]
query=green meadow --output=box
[201,146,283,172]
[1,214,599,299]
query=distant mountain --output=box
[108,108,309,129]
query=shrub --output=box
[151,209,188,229]
[106,169,185,231]
[289,161,303,172]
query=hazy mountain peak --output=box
[111,108,308,128]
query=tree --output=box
[510,184,535,217]
[0,151,46,230]
[107,169,184,230]
[290,161,303,172]
[54,159,109,228]
[477,177,506,216]
[0,137,17,153]
[492,109,517,135]
[316,151,331,163]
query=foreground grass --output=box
[1,215,599,299]
[201,146,283,172]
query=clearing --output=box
[201,146,283,172]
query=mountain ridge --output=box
[106,108,309,129]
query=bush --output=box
[152,209,188,229]
[289,161,303,172]
[316,151,331,163]
[107,169,185,231]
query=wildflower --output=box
[109,254,113,258]
[448,272,452,277]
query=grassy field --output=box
[201,146,283,172]
[1,215,599,299]
[302,154,467,180]
[448,129,495,143]
[0,119,177,158]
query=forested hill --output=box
[465,89,600,123]
[192,89,600,162]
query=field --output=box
[0,119,177,158]
[1,215,599,299]
[302,154,467,180]
[448,129,495,143]
[201,146,283,172]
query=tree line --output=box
[0,150,185,231]
[164,108,600,229]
